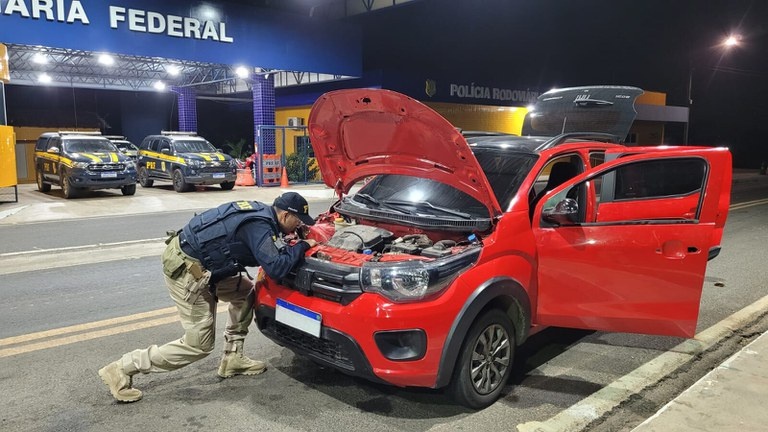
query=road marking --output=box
[0,306,178,346]
[729,198,768,211]
[0,239,166,275]
[0,304,229,358]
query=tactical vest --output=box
[181,200,278,282]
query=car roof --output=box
[466,131,624,154]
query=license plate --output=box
[212,173,225,179]
[101,172,117,178]
[275,298,321,338]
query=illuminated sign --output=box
[0,0,362,75]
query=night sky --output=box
[4,0,767,166]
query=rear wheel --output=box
[36,168,51,192]
[220,181,235,190]
[448,309,515,409]
[121,184,136,196]
[172,169,193,192]
[138,166,153,187]
[60,172,80,199]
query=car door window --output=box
[159,140,171,153]
[544,157,707,225]
[529,154,583,217]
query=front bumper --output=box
[69,170,137,189]
[256,281,459,388]
[183,169,236,185]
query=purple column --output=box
[170,86,197,132]
[253,74,275,185]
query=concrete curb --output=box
[515,293,768,432]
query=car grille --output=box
[270,321,354,370]
[200,166,230,174]
[282,258,363,305]
[89,163,125,171]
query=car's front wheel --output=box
[121,184,136,196]
[36,168,51,192]
[138,166,153,188]
[172,169,193,192]
[220,181,235,190]
[448,309,515,409]
[60,171,80,199]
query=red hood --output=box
[308,89,501,216]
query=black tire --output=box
[220,181,235,190]
[172,169,193,192]
[61,172,80,199]
[36,168,51,192]
[138,166,153,188]
[121,183,137,196]
[448,309,515,409]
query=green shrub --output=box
[285,152,320,182]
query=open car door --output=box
[532,147,732,337]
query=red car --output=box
[255,87,732,408]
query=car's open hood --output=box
[521,86,643,140]
[308,89,502,216]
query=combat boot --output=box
[218,341,267,378]
[98,361,143,403]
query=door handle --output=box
[687,246,700,254]
[657,240,687,259]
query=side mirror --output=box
[48,147,60,154]
[542,198,579,226]
[160,148,170,155]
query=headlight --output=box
[72,161,89,169]
[360,248,480,303]
[124,160,136,169]
[187,159,204,167]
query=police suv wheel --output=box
[36,169,51,192]
[220,181,235,190]
[448,309,515,409]
[121,184,137,196]
[61,172,80,199]
[138,166,153,188]
[173,169,193,192]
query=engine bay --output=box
[303,212,481,265]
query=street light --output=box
[683,34,741,144]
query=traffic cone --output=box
[280,166,290,188]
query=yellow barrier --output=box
[0,125,16,188]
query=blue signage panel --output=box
[0,0,361,75]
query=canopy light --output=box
[98,54,115,66]
[38,73,52,84]
[32,53,48,64]
[166,65,180,76]
[235,66,250,79]
[153,81,166,91]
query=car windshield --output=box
[471,148,539,208]
[173,140,217,153]
[353,175,489,219]
[64,139,119,153]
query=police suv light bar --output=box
[161,131,198,136]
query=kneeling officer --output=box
[99,192,317,402]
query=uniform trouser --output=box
[121,238,255,375]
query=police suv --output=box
[104,135,139,161]
[137,131,237,192]
[34,131,138,199]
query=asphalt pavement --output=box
[1,170,767,431]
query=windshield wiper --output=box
[355,193,380,205]
[353,194,415,215]
[382,200,472,219]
